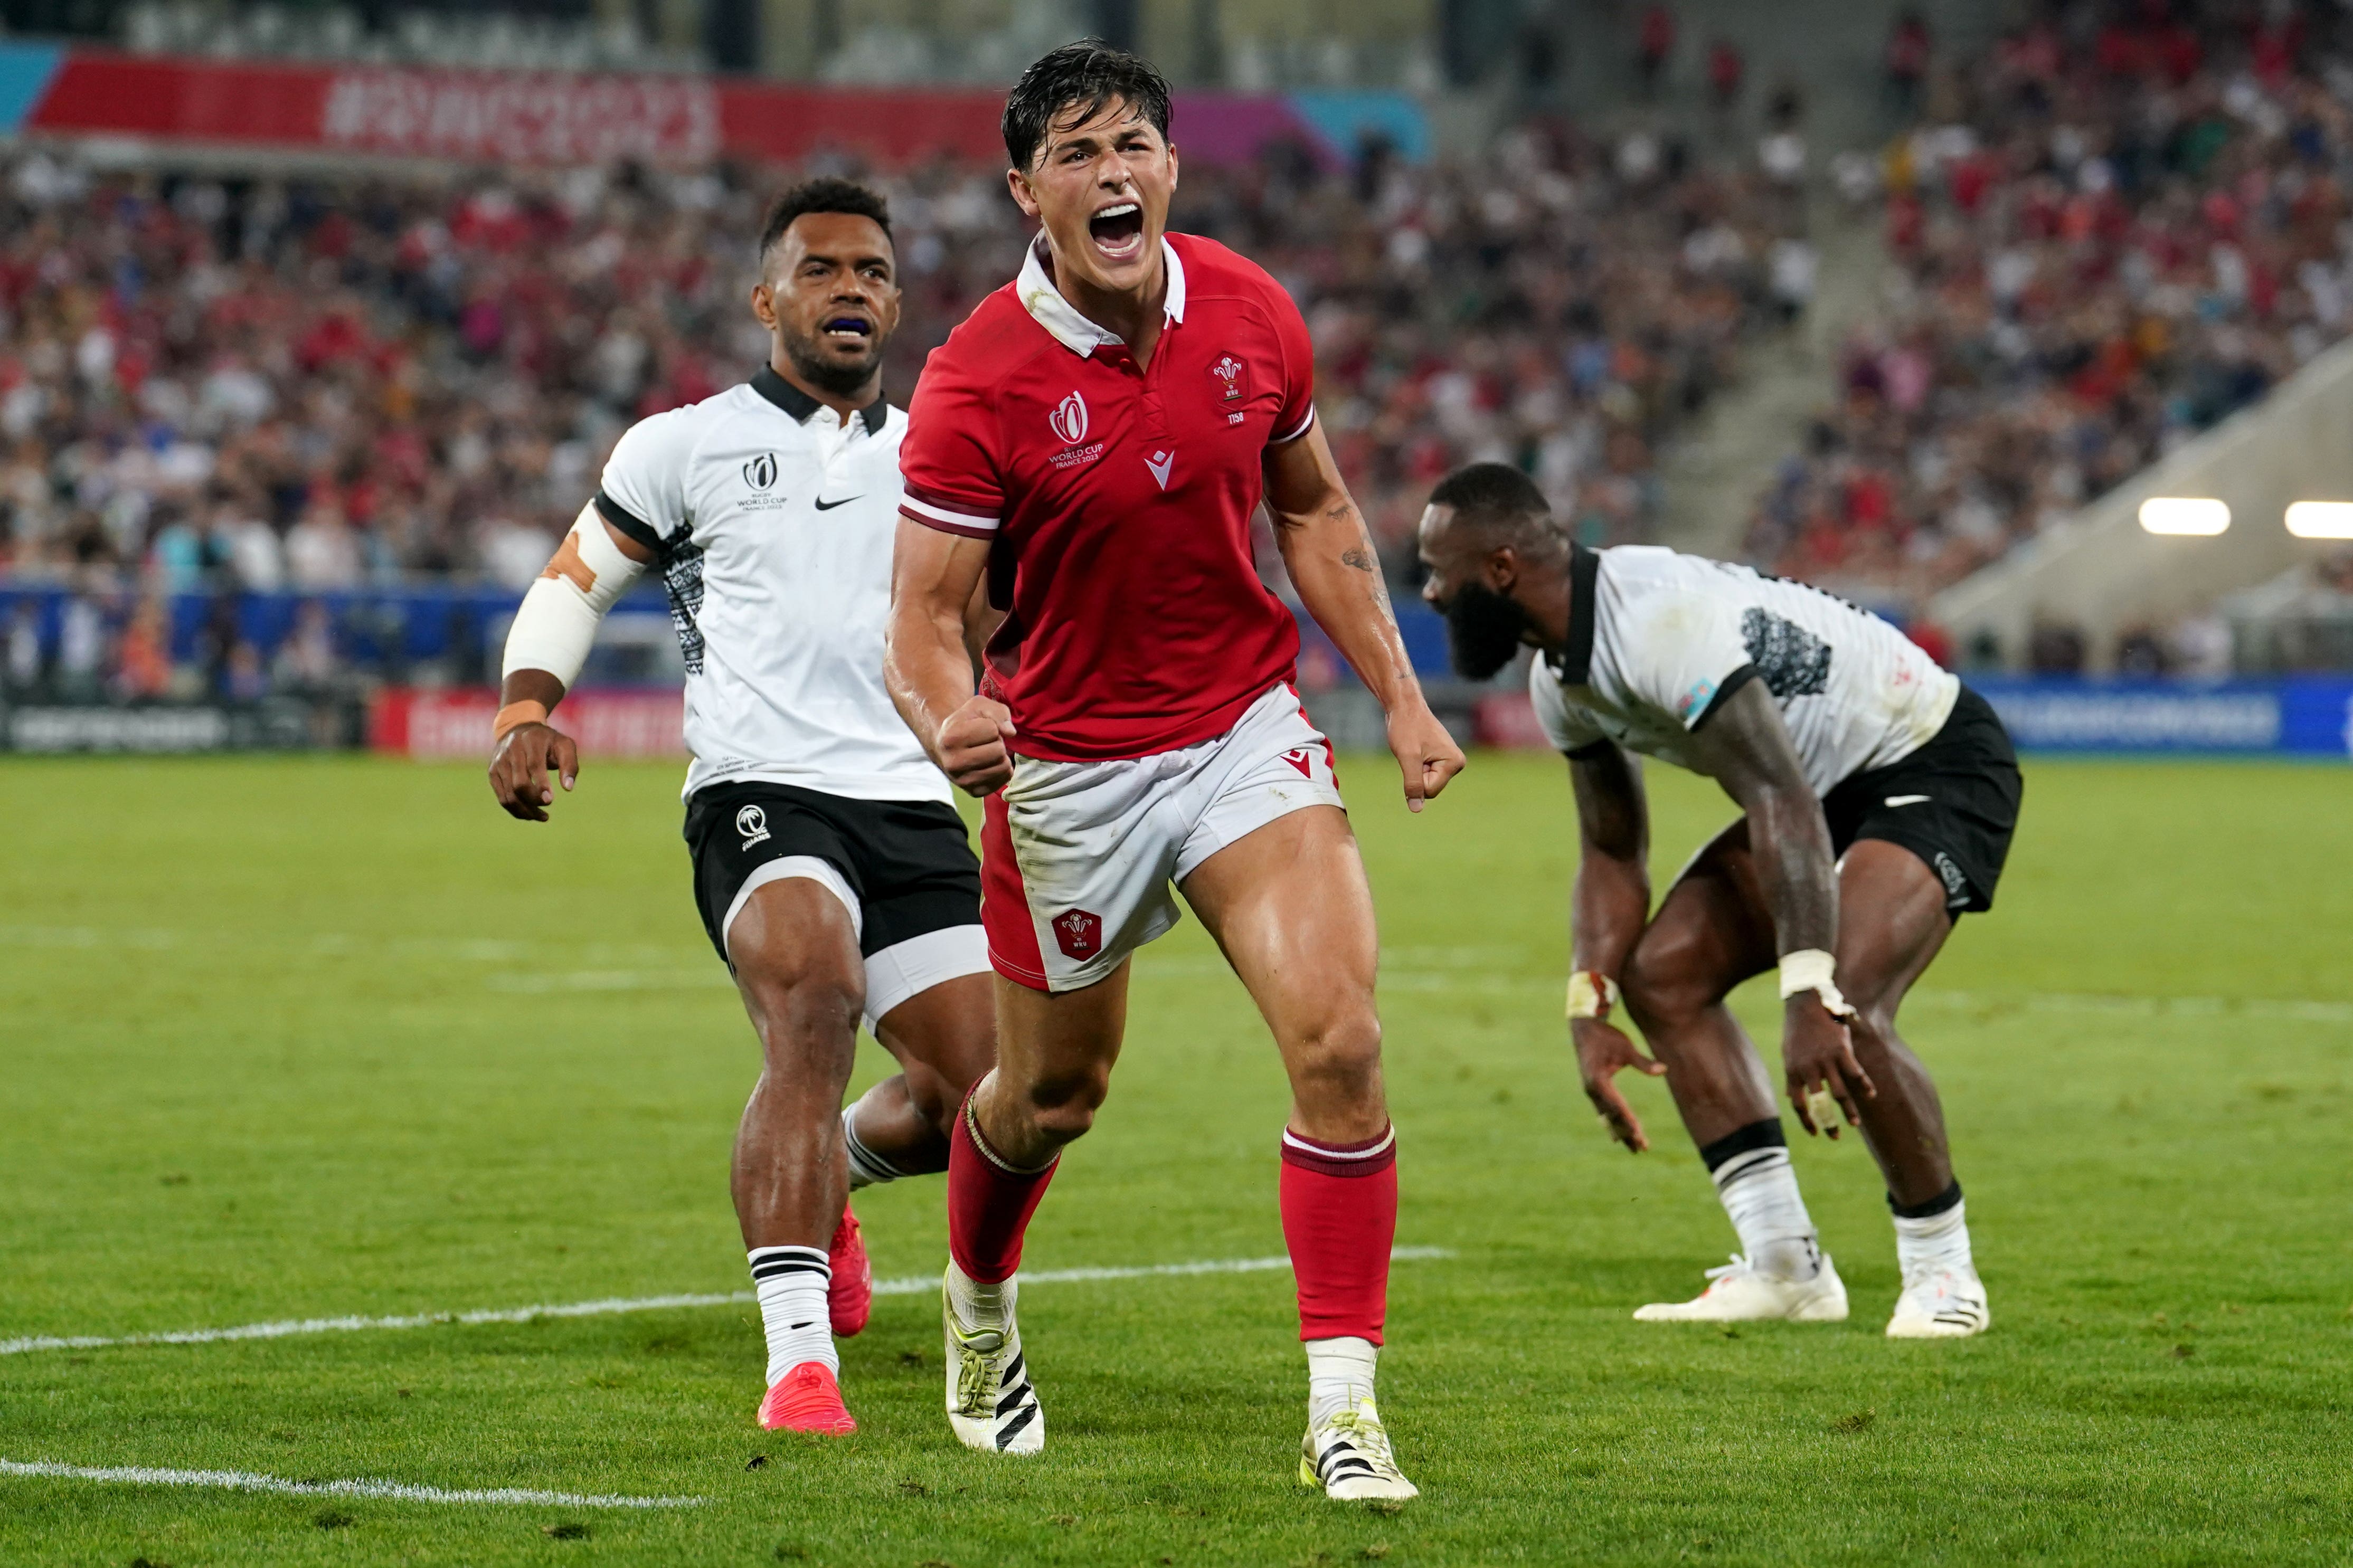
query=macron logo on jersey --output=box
[1145,449,1175,489]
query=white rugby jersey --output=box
[594,367,948,803]
[1530,545,1958,796]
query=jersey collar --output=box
[749,364,889,436]
[1546,543,1602,686]
[1015,232,1187,357]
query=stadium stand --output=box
[0,113,1803,699]
[1743,2,2353,606]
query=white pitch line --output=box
[0,1459,700,1509]
[0,1248,1452,1359]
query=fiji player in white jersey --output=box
[1418,463,2022,1338]
[487,180,995,1433]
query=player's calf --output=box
[1281,1125,1416,1500]
[941,1096,1053,1453]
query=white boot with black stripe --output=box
[942,1264,1044,1454]
[1300,1394,1418,1502]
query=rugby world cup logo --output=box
[1048,391,1089,447]
[742,451,778,490]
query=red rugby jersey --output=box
[899,232,1317,762]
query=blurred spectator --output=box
[1885,9,1932,119]
[112,595,175,699]
[1708,39,1746,112]
[5,598,39,692]
[1905,615,1954,669]
[223,638,270,701]
[2114,623,2171,676]
[56,592,105,699]
[2169,610,2233,678]
[285,503,362,590]
[2029,620,2087,674]
[273,599,342,694]
[479,519,559,589]
[1639,5,1678,98]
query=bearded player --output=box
[488,179,996,1432]
[1419,463,2019,1338]
[885,44,1462,1497]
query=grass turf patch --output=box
[1,751,2348,1564]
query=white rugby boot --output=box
[1885,1262,1991,1338]
[1633,1253,1849,1323]
[942,1270,1043,1453]
[1300,1394,1419,1502]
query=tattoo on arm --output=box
[1340,547,1377,573]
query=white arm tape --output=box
[1777,948,1856,1018]
[499,503,647,689]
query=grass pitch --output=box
[2,747,2349,1566]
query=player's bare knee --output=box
[1286,1012,1384,1105]
[737,951,865,1061]
[1621,939,1711,1033]
[1022,1066,1112,1146]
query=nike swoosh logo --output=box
[813,495,861,511]
[1884,794,1931,807]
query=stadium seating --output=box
[1744,5,2353,603]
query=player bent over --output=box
[1418,464,2020,1338]
[885,45,1463,1495]
[488,180,996,1430]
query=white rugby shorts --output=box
[979,683,1346,992]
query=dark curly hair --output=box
[758,177,892,262]
[1001,40,1173,172]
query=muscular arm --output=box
[1564,740,1666,1149]
[1687,677,1872,1132]
[1262,422,1464,810]
[1567,742,1651,978]
[1686,679,1835,957]
[884,518,1015,795]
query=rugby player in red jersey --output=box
[884,43,1462,1498]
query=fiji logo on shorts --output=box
[1051,907,1102,961]
[1932,851,1970,909]
[1048,391,1089,446]
[743,451,778,490]
[736,804,771,848]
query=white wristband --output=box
[1777,948,1856,1019]
[1566,971,1621,1021]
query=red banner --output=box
[371,687,686,760]
[13,49,1367,168]
[24,50,1026,166]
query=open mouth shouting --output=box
[1087,200,1147,263]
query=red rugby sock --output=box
[1279,1125,1398,1345]
[946,1092,1057,1285]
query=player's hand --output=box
[488,722,579,822]
[937,695,1017,796]
[1386,701,1465,814]
[1573,1015,1667,1153]
[1781,994,1874,1137]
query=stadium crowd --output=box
[0,108,1813,696]
[1746,1,2353,601]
